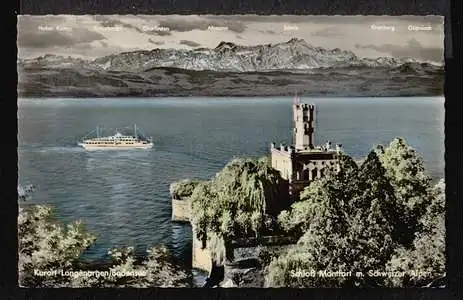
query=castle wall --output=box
[293,154,337,179]
[172,101,344,275]
[192,225,213,273]
[191,231,301,274]
[270,142,339,201]
[171,198,191,222]
[231,235,299,248]
[292,154,337,198]
[171,201,213,273]
[270,148,292,180]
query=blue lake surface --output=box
[17,96,445,269]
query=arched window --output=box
[302,169,310,180]
[320,169,325,178]
[311,168,318,180]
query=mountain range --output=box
[17,38,444,97]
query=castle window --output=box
[311,168,318,180]
[302,169,310,181]
[320,169,325,178]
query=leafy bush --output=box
[18,204,97,287]
[256,246,281,267]
[73,246,192,288]
[18,198,192,287]
[170,179,203,199]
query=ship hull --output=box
[78,143,153,150]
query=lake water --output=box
[17,97,445,269]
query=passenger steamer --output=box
[78,125,153,150]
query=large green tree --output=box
[385,179,445,287]
[277,153,359,236]
[376,137,433,246]
[268,151,397,287]
[266,138,443,288]
[190,157,289,260]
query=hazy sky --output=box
[18,15,444,62]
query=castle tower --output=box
[271,100,341,202]
[292,102,315,150]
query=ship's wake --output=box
[18,145,85,153]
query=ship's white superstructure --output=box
[78,125,153,150]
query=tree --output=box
[212,157,288,216]
[376,137,433,246]
[170,179,203,199]
[190,181,219,247]
[18,204,97,287]
[385,179,445,287]
[277,153,359,235]
[266,139,443,288]
[72,246,192,288]
[18,190,193,288]
[265,231,355,287]
[190,156,289,261]
[267,151,397,287]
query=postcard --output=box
[17,14,445,288]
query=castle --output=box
[171,98,345,275]
[270,96,343,200]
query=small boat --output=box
[78,124,153,150]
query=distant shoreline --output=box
[17,94,445,99]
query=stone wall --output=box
[220,243,297,287]
[231,235,299,248]
[191,225,213,273]
[171,198,191,222]
[171,196,213,273]
[233,244,296,261]
[170,183,298,275]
